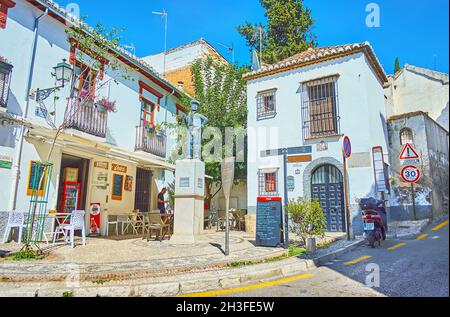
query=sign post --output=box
[342,136,352,241]
[401,164,421,221]
[221,157,235,256]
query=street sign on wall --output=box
[401,165,421,183]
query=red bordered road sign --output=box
[401,165,421,183]
[399,144,420,160]
[343,136,352,159]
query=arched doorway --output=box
[311,164,346,232]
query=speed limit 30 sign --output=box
[401,165,421,183]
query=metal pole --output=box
[282,150,289,249]
[411,182,417,221]
[163,10,167,77]
[225,198,230,256]
[343,152,351,241]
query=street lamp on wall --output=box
[0,57,13,108]
[35,59,73,102]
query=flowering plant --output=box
[95,97,117,113]
[79,89,95,101]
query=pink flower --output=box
[96,97,117,112]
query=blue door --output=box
[311,165,346,232]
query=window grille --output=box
[258,170,279,196]
[257,89,277,120]
[301,76,340,140]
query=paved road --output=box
[193,219,449,297]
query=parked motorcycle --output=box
[359,198,387,248]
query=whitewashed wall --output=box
[0,0,180,220]
[246,52,389,233]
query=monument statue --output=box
[185,99,208,160]
[171,99,208,244]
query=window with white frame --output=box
[257,89,277,120]
[258,169,279,196]
[301,76,340,139]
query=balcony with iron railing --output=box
[64,98,108,138]
[135,125,167,158]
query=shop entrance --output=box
[134,168,153,213]
[57,154,90,213]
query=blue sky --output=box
[57,0,449,74]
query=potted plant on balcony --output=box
[95,97,117,113]
[79,88,95,102]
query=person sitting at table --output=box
[158,188,169,214]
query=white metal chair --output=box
[118,215,132,235]
[2,211,27,246]
[54,210,86,248]
[106,215,119,236]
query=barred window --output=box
[400,128,414,146]
[301,76,340,140]
[257,89,277,120]
[0,59,13,108]
[258,170,278,196]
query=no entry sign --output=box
[343,136,352,159]
[401,165,421,183]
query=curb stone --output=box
[0,239,366,297]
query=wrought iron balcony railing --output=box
[64,99,108,138]
[135,125,167,158]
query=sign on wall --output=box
[112,174,124,201]
[112,164,127,174]
[94,161,109,170]
[0,156,12,169]
[124,175,133,192]
[26,161,48,196]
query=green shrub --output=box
[287,198,327,245]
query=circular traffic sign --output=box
[343,136,352,158]
[401,165,421,183]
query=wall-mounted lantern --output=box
[36,59,73,102]
[0,57,13,109]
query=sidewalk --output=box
[0,231,285,282]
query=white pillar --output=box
[170,159,205,244]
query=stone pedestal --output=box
[170,159,205,244]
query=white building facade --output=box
[245,43,390,235]
[0,0,188,237]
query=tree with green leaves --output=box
[191,56,248,202]
[237,0,317,64]
[394,57,402,73]
[288,198,326,245]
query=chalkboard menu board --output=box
[112,174,124,201]
[256,197,282,247]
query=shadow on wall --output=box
[437,102,449,131]
[389,185,433,221]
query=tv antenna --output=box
[218,42,235,64]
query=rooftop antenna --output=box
[252,26,264,66]
[152,9,168,76]
[123,44,136,56]
[218,42,235,64]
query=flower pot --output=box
[95,103,107,112]
[306,237,317,253]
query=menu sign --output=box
[112,174,124,201]
[256,197,282,247]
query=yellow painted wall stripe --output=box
[387,243,406,251]
[416,234,429,241]
[181,273,314,297]
[344,256,372,265]
[432,220,449,232]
